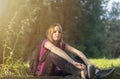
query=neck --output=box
[54,40,60,47]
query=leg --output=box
[41,51,56,76]
[42,52,82,76]
[95,68,115,79]
[74,56,96,79]
[74,56,115,79]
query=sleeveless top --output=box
[37,39,66,75]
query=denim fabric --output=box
[41,52,81,76]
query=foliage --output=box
[90,58,120,69]
[104,2,120,58]
[0,58,120,78]
[90,58,120,79]
[0,54,29,77]
[0,0,120,78]
[0,0,120,67]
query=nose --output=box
[56,31,59,35]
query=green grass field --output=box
[90,58,120,69]
[0,58,120,78]
[90,58,120,79]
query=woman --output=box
[36,23,114,79]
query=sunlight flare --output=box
[0,0,6,14]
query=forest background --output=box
[0,0,120,78]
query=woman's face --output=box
[52,26,62,41]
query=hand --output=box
[73,61,86,70]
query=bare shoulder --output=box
[44,40,55,50]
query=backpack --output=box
[29,47,40,76]
[29,46,49,76]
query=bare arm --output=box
[65,43,91,65]
[44,41,77,66]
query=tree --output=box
[0,0,108,62]
[105,2,120,58]
[75,0,106,57]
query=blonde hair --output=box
[46,23,63,48]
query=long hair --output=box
[46,23,63,48]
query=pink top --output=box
[37,39,66,75]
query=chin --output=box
[54,39,60,41]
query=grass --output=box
[90,58,120,69]
[0,58,120,78]
[90,58,120,79]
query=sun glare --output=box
[114,0,120,2]
[0,0,6,15]
[107,0,120,11]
